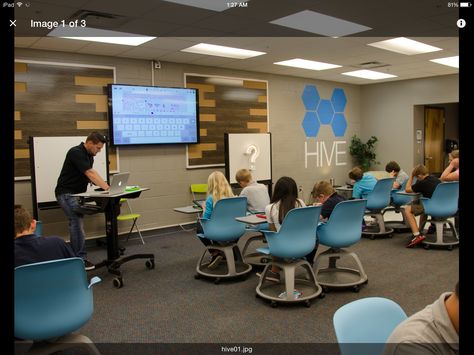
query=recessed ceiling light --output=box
[274,58,341,71]
[430,56,459,68]
[270,10,371,37]
[162,0,249,11]
[48,27,156,46]
[341,69,397,80]
[181,43,265,59]
[368,37,442,55]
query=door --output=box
[424,107,445,173]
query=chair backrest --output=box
[333,297,408,355]
[317,199,367,248]
[191,183,208,197]
[15,257,96,340]
[200,196,248,242]
[366,177,395,210]
[263,205,322,259]
[421,181,459,218]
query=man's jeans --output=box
[57,193,86,259]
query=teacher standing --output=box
[55,132,110,270]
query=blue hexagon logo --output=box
[331,88,347,112]
[331,113,347,137]
[317,99,334,125]
[301,85,320,111]
[302,111,320,137]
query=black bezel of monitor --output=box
[107,83,200,146]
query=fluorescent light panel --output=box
[274,58,341,71]
[162,0,248,11]
[270,10,371,37]
[430,56,459,68]
[48,27,155,46]
[342,69,397,80]
[181,43,265,59]
[368,37,442,55]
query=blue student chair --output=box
[255,205,323,308]
[382,179,416,232]
[314,199,368,292]
[361,177,396,239]
[419,181,459,250]
[333,297,408,355]
[15,257,101,355]
[195,196,252,283]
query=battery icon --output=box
[460,2,472,7]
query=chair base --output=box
[421,219,459,250]
[15,334,101,355]
[362,213,394,239]
[256,259,322,307]
[242,233,270,266]
[196,244,252,281]
[314,248,368,291]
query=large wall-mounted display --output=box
[108,84,200,146]
[185,74,268,168]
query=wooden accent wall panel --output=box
[14,62,116,178]
[185,75,268,168]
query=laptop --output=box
[100,172,130,195]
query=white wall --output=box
[360,75,458,173]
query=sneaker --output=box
[207,254,223,269]
[278,290,302,299]
[406,235,426,248]
[84,260,95,271]
[256,270,280,283]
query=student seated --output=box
[383,281,459,355]
[403,165,441,248]
[440,149,459,182]
[196,171,234,269]
[348,166,377,199]
[310,181,346,222]
[14,204,75,268]
[259,176,317,283]
[235,168,270,213]
[385,161,409,190]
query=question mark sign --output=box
[245,144,260,171]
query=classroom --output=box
[12,0,460,353]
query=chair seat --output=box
[117,213,141,221]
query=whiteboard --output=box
[31,136,108,205]
[225,133,272,184]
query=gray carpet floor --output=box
[80,221,458,350]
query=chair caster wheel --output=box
[113,277,123,288]
[194,274,201,279]
[145,259,155,269]
[304,300,311,308]
[119,247,125,256]
[319,292,326,299]
[423,244,430,250]
[322,286,329,293]
[388,234,393,238]
[352,285,360,293]
[448,245,453,251]
[370,235,375,240]
[255,293,261,299]
[270,301,278,308]
[214,278,221,284]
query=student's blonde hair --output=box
[450,150,459,159]
[413,164,429,177]
[207,171,234,205]
[311,181,335,198]
[235,169,252,183]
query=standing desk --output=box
[74,188,154,288]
